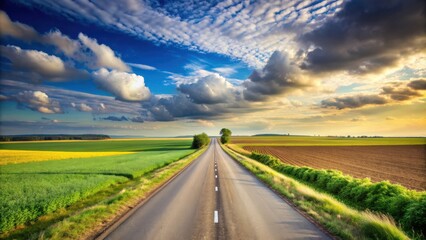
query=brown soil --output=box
[243,145,426,190]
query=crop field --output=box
[232,136,426,190]
[231,136,426,146]
[0,139,194,233]
[0,150,132,165]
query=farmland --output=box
[0,139,195,233]
[232,136,426,190]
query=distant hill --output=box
[0,134,111,141]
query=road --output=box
[104,138,331,240]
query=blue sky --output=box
[0,0,425,136]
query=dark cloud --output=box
[408,79,426,90]
[300,0,426,74]
[129,116,145,123]
[146,94,218,121]
[243,51,312,101]
[321,94,389,109]
[321,79,426,109]
[382,85,421,101]
[101,116,129,122]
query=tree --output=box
[220,128,232,136]
[220,128,232,144]
[191,133,210,149]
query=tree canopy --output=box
[191,133,210,149]
[220,128,232,144]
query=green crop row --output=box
[0,139,192,152]
[249,152,426,237]
[0,149,195,179]
[0,174,127,233]
[0,145,195,233]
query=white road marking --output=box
[215,168,217,171]
[215,175,217,178]
[215,186,218,191]
[214,211,218,223]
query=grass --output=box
[222,144,411,240]
[0,150,132,165]
[231,136,426,146]
[0,139,195,234]
[1,146,207,240]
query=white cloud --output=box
[1,80,143,115]
[128,63,157,71]
[14,90,62,113]
[1,45,65,76]
[0,10,39,40]
[43,30,80,56]
[13,0,343,68]
[78,33,130,71]
[73,103,93,112]
[178,73,238,104]
[93,68,151,101]
[213,67,236,76]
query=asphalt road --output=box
[104,139,331,240]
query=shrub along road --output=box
[103,138,330,240]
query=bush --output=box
[191,133,210,149]
[249,152,426,237]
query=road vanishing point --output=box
[103,138,331,240]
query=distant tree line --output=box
[220,128,232,144]
[191,133,210,149]
[0,134,111,142]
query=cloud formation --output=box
[0,10,39,41]
[71,102,93,112]
[1,45,88,82]
[78,33,130,71]
[0,80,143,115]
[321,79,426,109]
[12,0,343,68]
[178,74,237,104]
[128,63,157,71]
[14,90,62,113]
[243,51,312,101]
[300,0,426,74]
[93,68,151,101]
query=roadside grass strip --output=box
[0,150,132,165]
[222,145,412,240]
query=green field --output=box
[0,139,195,233]
[231,136,426,146]
[0,139,192,152]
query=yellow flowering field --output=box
[0,150,132,165]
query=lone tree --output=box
[220,128,232,144]
[191,133,209,149]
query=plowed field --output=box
[243,145,426,190]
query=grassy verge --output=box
[221,144,411,240]
[1,147,207,240]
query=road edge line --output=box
[219,143,337,240]
[94,145,209,240]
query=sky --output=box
[0,0,425,137]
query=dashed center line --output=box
[215,186,218,191]
[215,175,217,178]
[214,210,219,223]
